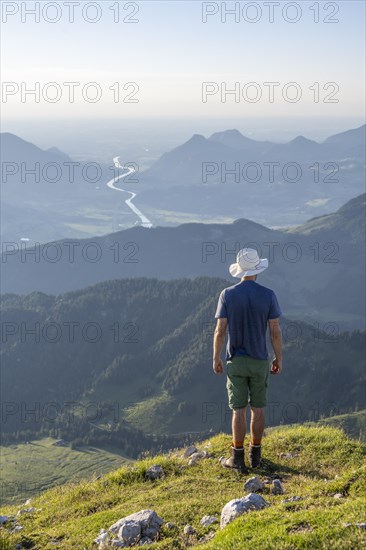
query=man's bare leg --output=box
[221,406,248,473]
[232,407,247,448]
[248,407,265,468]
[250,406,265,444]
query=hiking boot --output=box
[221,446,248,474]
[248,443,262,468]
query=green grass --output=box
[1,424,365,549]
[0,437,130,507]
[317,410,366,442]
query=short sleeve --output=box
[215,290,228,319]
[268,291,282,319]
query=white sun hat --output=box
[229,248,269,278]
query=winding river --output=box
[106,156,153,228]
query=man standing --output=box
[213,248,283,473]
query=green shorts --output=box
[226,355,270,409]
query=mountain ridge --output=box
[1,276,365,443]
[1,194,365,330]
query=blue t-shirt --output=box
[215,280,282,361]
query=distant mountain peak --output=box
[208,129,260,149]
[220,129,244,136]
[210,128,250,139]
[290,135,318,146]
[189,134,206,142]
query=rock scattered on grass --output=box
[95,509,163,549]
[183,524,196,535]
[17,507,36,516]
[282,496,302,503]
[272,479,284,495]
[188,451,209,466]
[280,451,299,459]
[333,493,344,499]
[0,515,26,536]
[200,515,218,527]
[244,476,264,493]
[343,522,366,529]
[145,465,165,480]
[119,521,142,546]
[10,525,23,533]
[0,516,9,524]
[184,445,198,458]
[94,529,109,547]
[288,523,313,534]
[220,493,269,528]
[165,522,176,530]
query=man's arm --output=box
[269,318,282,373]
[213,318,227,374]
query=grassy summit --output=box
[1,424,365,549]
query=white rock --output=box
[183,524,196,535]
[272,479,284,495]
[108,509,163,546]
[165,522,175,530]
[184,445,198,458]
[94,529,110,548]
[118,521,141,546]
[355,523,366,529]
[282,496,302,503]
[0,516,8,524]
[200,515,218,527]
[188,451,208,466]
[220,493,269,528]
[145,465,165,480]
[17,507,36,516]
[333,493,343,499]
[244,476,264,492]
[280,451,298,459]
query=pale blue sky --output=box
[1,1,365,120]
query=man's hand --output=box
[270,358,282,375]
[213,358,224,374]
[269,318,282,375]
[213,318,227,375]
